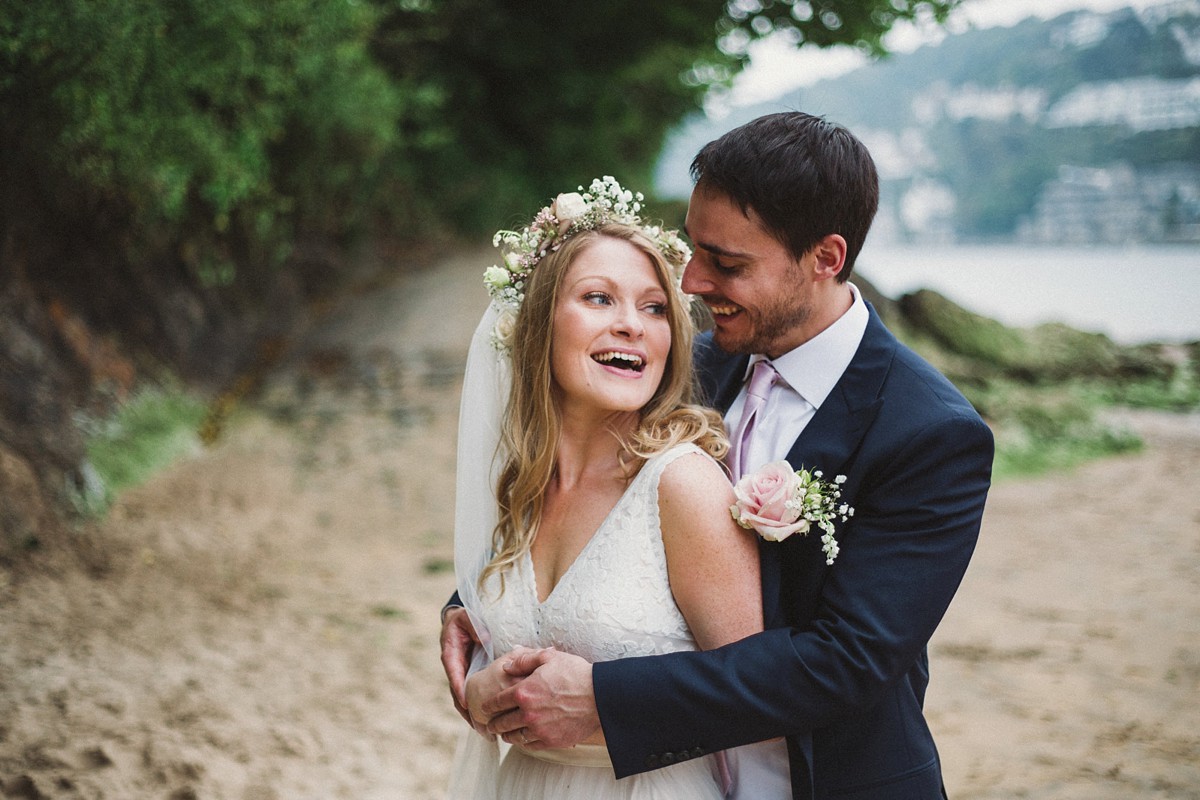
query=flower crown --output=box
[483,176,692,352]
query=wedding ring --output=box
[519,729,530,745]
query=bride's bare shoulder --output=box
[656,449,734,508]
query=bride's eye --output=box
[643,302,667,316]
[583,292,612,306]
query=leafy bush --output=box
[1,0,403,285]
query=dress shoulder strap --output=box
[638,441,709,491]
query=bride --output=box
[446,178,762,798]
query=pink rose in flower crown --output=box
[730,461,812,542]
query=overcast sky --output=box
[729,0,1187,106]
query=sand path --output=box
[2,251,1197,799]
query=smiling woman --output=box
[444,182,765,799]
[489,221,717,594]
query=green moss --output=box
[890,290,1197,480]
[898,289,1175,383]
[899,290,1028,369]
[1101,349,1200,410]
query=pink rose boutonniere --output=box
[731,462,853,565]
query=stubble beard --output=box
[717,296,813,356]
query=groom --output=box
[441,111,994,799]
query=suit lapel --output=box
[784,306,892,477]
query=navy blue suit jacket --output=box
[592,305,994,799]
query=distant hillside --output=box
[657,2,1200,243]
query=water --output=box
[855,242,1200,344]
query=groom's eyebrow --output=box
[684,227,750,260]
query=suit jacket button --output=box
[661,751,676,765]
[690,747,704,759]
[645,755,660,769]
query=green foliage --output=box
[1100,346,1200,410]
[972,379,1143,480]
[1,0,402,284]
[719,0,965,57]
[990,415,1142,479]
[1,0,971,292]
[366,0,735,230]
[82,387,207,512]
[936,373,1144,480]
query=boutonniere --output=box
[730,462,853,565]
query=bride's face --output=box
[550,237,672,419]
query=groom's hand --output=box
[439,606,479,724]
[483,648,600,750]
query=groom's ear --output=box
[811,234,847,282]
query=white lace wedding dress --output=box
[475,443,725,799]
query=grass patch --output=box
[370,604,409,620]
[991,419,1143,480]
[80,385,207,514]
[422,557,454,575]
[961,379,1145,480]
[1100,371,1200,411]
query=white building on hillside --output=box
[1045,77,1200,131]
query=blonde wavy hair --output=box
[480,224,728,594]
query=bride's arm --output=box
[659,453,764,650]
[574,453,761,747]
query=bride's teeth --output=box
[594,352,643,368]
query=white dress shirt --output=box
[723,283,869,800]
[723,283,870,471]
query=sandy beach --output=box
[2,251,1198,799]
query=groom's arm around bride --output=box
[465,112,994,800]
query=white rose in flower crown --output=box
[731,461,812,542]
[552,192,588,225]
[492,307,518,350]
[483,265,511,290]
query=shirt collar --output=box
[746,283,869,410]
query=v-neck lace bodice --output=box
[479,443,705,664]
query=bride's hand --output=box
[465,646,537,728]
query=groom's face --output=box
[682,186,815,358]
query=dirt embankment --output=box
[2,250,1198,799]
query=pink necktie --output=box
[729,359,777,480]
